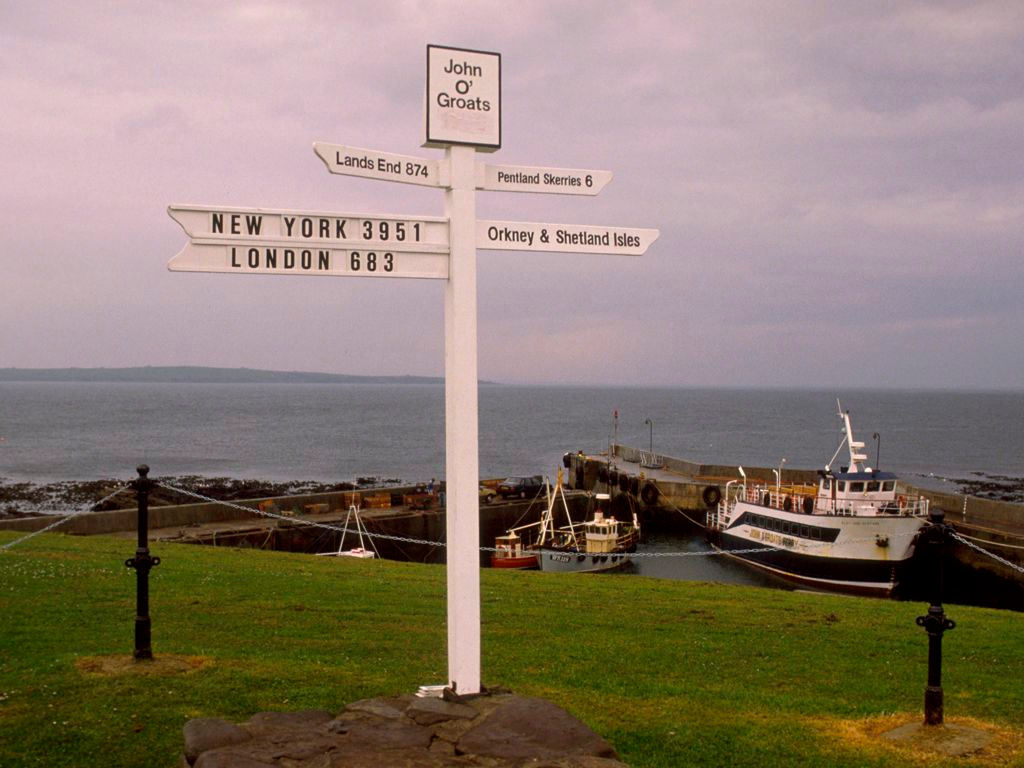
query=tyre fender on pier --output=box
[640,481,660,506]
[702,485,722,507]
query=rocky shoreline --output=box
[0,475,404,519]
[948,473,1024,504]
[2,472,1022,521]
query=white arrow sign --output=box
[313,143,447,188]
[476,220,659,255]
[168,241,449,279]
[477,163,612,196]
[169,205,448,250]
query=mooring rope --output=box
[950,531,1024,575]
[0,484,132,551]
[644,477,713,529]
[951,530,1024,551]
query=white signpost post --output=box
[167,45,658,697]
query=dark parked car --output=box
[497,475,545,499]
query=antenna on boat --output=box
[826,399,847,471]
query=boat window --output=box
[837,482,847,492]
[849,481,865,493]
[866,481,880,493]
[800,526,809,538]
[810,528,820,540]
[882,481,895,492]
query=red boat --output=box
[490,532,539,569]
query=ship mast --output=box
[832,399,870,473]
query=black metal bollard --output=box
[125,465,160,660]
[915,508,955,725]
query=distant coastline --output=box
[0,366,445,385]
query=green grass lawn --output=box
[1,531,1022,767]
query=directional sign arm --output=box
[168,241,449,279]
[167,205,449,250]
[313,143,448,187]
[476,220,659,256]
[476,163,612,196]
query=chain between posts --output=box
[950,531,1024,574]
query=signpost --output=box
[477,220,659,255]
[476,163,612,196]
[168,242,449,280]
[167,205,449,249]
[312,144,447,188]
[425,44,501,151]
[167,44,658,697]
[167,205,449,279]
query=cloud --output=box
[1,0,1022,388]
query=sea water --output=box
[1,382,1021,485]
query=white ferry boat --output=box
[706,403,929,595]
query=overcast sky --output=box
[2,1,1022,388]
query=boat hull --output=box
[538,549,631,573]
[708,501,925,595]
[490,554,539,569]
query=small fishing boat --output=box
[706,402,929,595]
[537,471,639,573]
[490,471,640,572]
[490,532,540,569]
[316,505,377,559]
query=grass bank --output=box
[1,531,1022,767]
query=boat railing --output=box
[814,493,930,518]
[729,482,817,510]
[722,480,930,519]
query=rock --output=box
[345,696,409,720]
[407,696,479,726]
[342,717,435,750]
[456,696,619,761]
[193,749,277,768]
[181,691,628,767]
[246,709,335,733]
[183,718,251,764]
